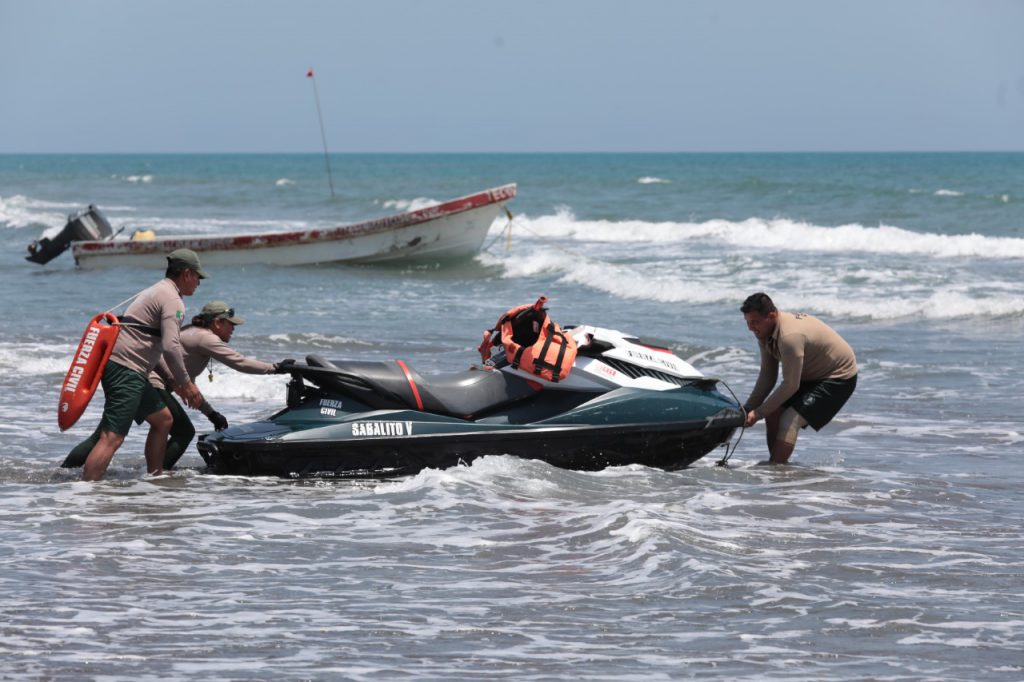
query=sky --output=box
[1,0,1023,153]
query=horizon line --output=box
[3,149,1024,155]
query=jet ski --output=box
[197,311,744,478]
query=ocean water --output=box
[1,153,1022,680]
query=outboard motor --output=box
[26,205,113,265]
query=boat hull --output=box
[71,184,515,269]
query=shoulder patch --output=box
[176,310,183,320]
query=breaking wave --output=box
[495,207,1024,259]
[0,194,80,230]
[480,210,1024,321]
[0,193,320,237]
[378,197,441,213]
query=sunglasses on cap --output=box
[203,308,234,321]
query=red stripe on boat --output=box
[72,184,518,256]
[396,360,424,410]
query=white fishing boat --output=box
[27,184,516,269]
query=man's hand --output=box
[744,409,760,428]
[274,359,296,374]
[177,382,203,409]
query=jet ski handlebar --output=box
[284,358,375,392]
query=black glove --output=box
[207,410,229,431]
[274,358,296,373]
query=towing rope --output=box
[102,292,156,332]
[104,292,141,315]
[716,379,747,467]
[479,208,516,253]
[482,208,599,264]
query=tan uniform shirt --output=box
[745,311,858,418]
[152,326,275,415]
[108,278,189,387]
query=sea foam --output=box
[379,197,441,212]
[0,194,79,230]
[489,251,1024,320]
[496,209,1024,259]
[482,211,1024,320]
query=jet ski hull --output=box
[197,382,743,478]
[200,420,738,478]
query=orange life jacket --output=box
[478,296,577,383]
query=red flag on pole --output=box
[306,66,335,197]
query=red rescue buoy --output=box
[57,312,120,431]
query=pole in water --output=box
[306,67,336,198]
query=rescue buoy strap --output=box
[118,316,161,337]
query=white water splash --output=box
[495,209,1024,259]
[379,197,441,212]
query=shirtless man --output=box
[741,292,858,464]
[77,249,206,481]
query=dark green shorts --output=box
[99,361,166,435]
[784,374,858,431]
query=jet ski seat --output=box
[304,355,539,419]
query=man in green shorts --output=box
[740,292,858,464]
[78,249,207,481]
[63,300,286,470]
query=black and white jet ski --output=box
[197,317,744,478]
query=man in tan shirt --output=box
[149,300,288,468]
[77,249,207,481]
[741,292,858,464]
[63,301,289,471]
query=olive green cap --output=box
[201,300,243,325]
[166,248,209,279]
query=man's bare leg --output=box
[768,408,805,464]
[769,439,796,464]
[764,409,781,455]
[83,431,127,481]
[143,407,174,476]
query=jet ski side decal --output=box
[319,398,343,416]
[351,421,414,437]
